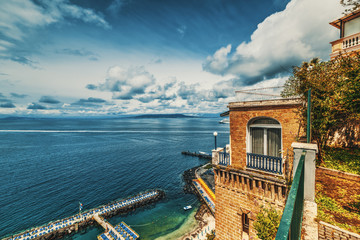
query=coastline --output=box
[154,204,215,240]
[179,204,215,240]
[178,163,216,240]
[154,209,198,240]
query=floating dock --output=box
[181,151,212,159]
[3,190,164,240]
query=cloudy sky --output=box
[0,0,344,116]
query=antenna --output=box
[235,86,284,100]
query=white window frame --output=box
[246,118,282,157]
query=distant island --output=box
[0,113,224,120]
[132,114,197,119]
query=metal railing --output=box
[275,150,306,240]
[219,149,230,166]
[246,153,283,174]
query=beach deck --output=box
[4,190,162,240]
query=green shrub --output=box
[254,205,281,240]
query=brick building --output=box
[330,8,360,59]
[212,98,304,240]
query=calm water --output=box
[0,117,229,239]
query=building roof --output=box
[330,8,360,29]
[228,98,302,110]
[220,111,229,117]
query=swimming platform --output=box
[3,190,164,240]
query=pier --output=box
[181,151,212,159]
[95,215,139,240]
[3,190,164,240]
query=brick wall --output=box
[317,166,360,182]
[228,99,303,170]
[214,99,303,240]
[214,168,287,240]
[319,221,360,240]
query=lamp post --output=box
[213,131,218,150]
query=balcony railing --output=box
[246,153,282,174]
[219,151,230,166]
[212,145,230,166]
[275,150,306,240]
[343,33,360,50]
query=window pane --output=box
[267,128,281,157]
[251,128,264,155]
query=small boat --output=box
[183,205,192,210]
[199,151,208,155]
[219,118,230,124]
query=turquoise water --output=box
[0,117,229,239]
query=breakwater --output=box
[182,165,201,194]
[3,190,164,240]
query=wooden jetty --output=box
[181,151,212,159]
[3,189,164,240]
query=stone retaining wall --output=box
[318,221,360,240]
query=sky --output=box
[0,0,345,117]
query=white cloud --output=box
[99,66,156,100]
[0,0,110,42]
[53,1,111,29]
[203,0,343,85]
[0,0,110,65]
[203,44,231,74]
[0,0,55,41]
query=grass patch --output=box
[316,191,360,234]
[321,147,360,175]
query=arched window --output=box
[248,118,281,158]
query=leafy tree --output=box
[281,54,360,160]
[340,0,360,13]
[254,205,281,240]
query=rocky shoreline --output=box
[181,165,215,240]
[182,165,202,194]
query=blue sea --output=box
[0,117,229,239]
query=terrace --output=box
[330,32,360,59]
[213,146,283,175]
[329,8,360,59]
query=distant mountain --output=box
[191,113,223,118]
[0,112,223,120]
[0,116,36,120]
[132,114,197,119]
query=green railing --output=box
[275,150,306,240]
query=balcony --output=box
[331,32,360,59]
[212,145,230,166]
[246,153,283,175]
[342,33,360,49]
